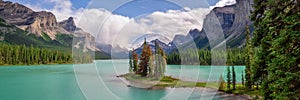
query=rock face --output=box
[167,0,253,51]
[55,16,100,52]
[59,17,76,32]
[0,0,100,52]
[167,29,208,52]
[214,0,253,47]
[0,1,70,39]
[214,6,235,30]
[0,1,34,25]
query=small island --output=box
[119,38,219,89]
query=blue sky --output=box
[9,0,221,17]
[9,0,90,9]
[112,0,182,18]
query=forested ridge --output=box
[0,17,100,65]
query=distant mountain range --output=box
[134,0,253,54]
[0,0,110,59]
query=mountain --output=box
[167,29,209,52]
[0,16,66,49]
[133,39,169,56]
[60,17,100,52]
[129,0,253,56]
[0,1,69,39]
[0,0,110,58]
[214,0,253,48]
[96,44,128,59]
[167,0,253,52]
[115,0,252,58]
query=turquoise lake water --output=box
[0,60,245,100]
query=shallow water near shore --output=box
[0,60,246,100]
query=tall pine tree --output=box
[129,50,133,73]
[132,49,138,74]
[138,38,151,77]
[232,66,236,90]
[226,66,231,92]
[245,26,253,90]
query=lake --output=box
[0,60,246,100]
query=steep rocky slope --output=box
[218,0,253,47]
[0,17,67,49]
[59,17,100,52]
[168,0,253,51]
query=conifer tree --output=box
[129,50,133,73]
[132,49,138,74]
[232,66,236,90]
[138,38,150,77]
[241,71,245,87]
[146,45,153,76]
[154,40,166,79]
[245,26,253,90]
[226,66,231,91]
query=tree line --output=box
[0,43,72,65]
[167,48,245,65]
[129,38,167,79]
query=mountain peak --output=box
[188,28,203,38]
[59,17,76,32]
[68,17,74,21]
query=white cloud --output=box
[95,8,212,49]
[211,0,236,8]
[23,0,75,21]
[23,0,236,49]
[49,0,74,21]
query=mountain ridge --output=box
[0,0,110,59]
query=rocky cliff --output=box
[212,0,253,47]
[168,0,253,51]
[59,17,76,32]
[0,0,100,53]
[0,1,71,39]
[59,17,100,52]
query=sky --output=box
[10,0,221,11]
[9,0,225,17]
[9,0,236,49]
